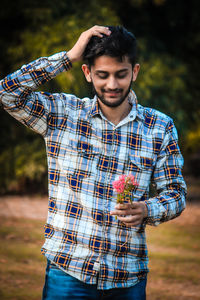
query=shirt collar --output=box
[89,96,101,118]
[89,90,144,121]
[128,90,144,121]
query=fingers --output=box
[110,208,139,217]
[87,25,111,38]
[110,202,147,226]
[116,213,143,226]
[117,215,142,226]
[115,202,139,210]
[81,25,111,43]
[111,202,140,215]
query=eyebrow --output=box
[95,68,129,75]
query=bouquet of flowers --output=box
[112,174,138,204]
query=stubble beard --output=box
[92,79,133,108]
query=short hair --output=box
[83,26,137,67]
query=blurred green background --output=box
[0,0,199,194]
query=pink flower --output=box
[112,175,126,193]
[126,174,138,187]
[112,174,138,204]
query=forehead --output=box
[91,55,132,71]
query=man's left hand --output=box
[110,202,148,226]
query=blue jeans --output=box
[42,260,147,300]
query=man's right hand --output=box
[67,25,111,63]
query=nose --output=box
[106,76,118,90]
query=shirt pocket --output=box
[62,139,101,195]
[128,151,155,199]
[63,139,101,174]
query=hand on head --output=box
[67,25,111,63]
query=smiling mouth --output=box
[106,92,120,97]
[103,90,123,97]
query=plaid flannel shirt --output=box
[0,51,186,290]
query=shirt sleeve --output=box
[144,119,187,226]
[0,51,72,136]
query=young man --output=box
[0,25,186,299]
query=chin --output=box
[99,96,127,108]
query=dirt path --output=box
[0,195,200,225]
[0,195,48,220]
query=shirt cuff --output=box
[144,199,167,226]
[64,52,73,70]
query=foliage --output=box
[186,127,200,152]
[0,120,47,194]
[135,51,191,135]
[0,0,199,193]
[0,1,119,194]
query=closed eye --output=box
[116,71,129,79]
[94,69,129,79]
[95,71,108,79]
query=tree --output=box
[1,0,199,194]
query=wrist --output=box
[141,202,148,219]
[67,50,78,63]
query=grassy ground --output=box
[0,218,46,300]
[146,203,200,299]
[0,203,199,299]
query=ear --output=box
[132,64,140,82]
[82,64,92,82]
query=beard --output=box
[92,77,133,108]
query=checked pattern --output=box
[0,51,186,290]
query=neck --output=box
[98,98,132,126]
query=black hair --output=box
[83,26,137,67]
